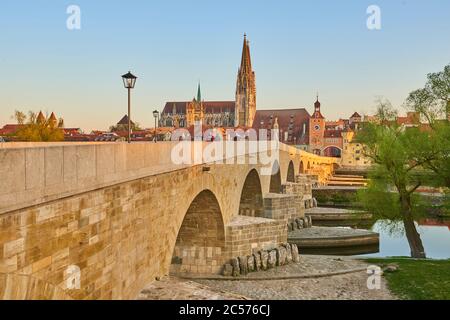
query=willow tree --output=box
[357,99,441,258]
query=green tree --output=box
[406,63,450,187]
[358,64,450,258]
[357,102,441,258]
[14,110,64,142]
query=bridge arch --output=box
[299,161,305,174]
[239,169,264,217]
[287,161,295,182]
[322,146,342,158]
[269,161,282,193]
[171,189,225,274]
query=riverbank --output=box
[365,258,450,300]
[138,255,395,300]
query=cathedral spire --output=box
[235,34,256,127]
[240,33,252,73]
[196,82,202,102]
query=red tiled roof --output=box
[252,109,311,145]
[324,129,343,138]
[0,124,23,135]
[162,101,235,114]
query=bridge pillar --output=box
[224,216,287,262]
[281,182,306,221]
[295,174,315,209]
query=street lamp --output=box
[153,110,159,142]
[121,71,137,143]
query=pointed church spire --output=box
[240,33,252,72]
[235,34,256,127]
[196,82,202,102]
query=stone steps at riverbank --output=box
[288,227,379,256]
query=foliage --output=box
[406,63,450,187]
[406,64,449,124]
[365,258,450,300]
[109,122,142,132]
[14,110,64,142]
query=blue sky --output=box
[1,0,449,131]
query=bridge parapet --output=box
[0,142,336,215]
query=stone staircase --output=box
[326,174,368,187]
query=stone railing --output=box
[0,141,336,215]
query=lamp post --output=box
[121,71,137,143]
[153,110,159,142]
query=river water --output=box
[361,219,450,259]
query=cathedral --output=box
[160,34,256,128]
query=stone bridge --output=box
[0,142,336,299]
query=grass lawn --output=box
[365,258,450,300]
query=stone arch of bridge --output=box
[299,161,305,174]
[269,160,282,193]
[287,161,295,183]
[170,189,226,274]
[238,169,264,217]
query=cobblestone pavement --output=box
[137,277,248,300]
[182,255,368,280]
[196,272,394,300]
[138,256,395,300]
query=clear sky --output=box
[1,0,449,131]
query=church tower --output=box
[309,95,325,155]
[186,83,205,127]
[235,34,256,127]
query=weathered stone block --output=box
[276,247,287,266]
[267,250,277,269]
[260,251,268,270]
[284,243,293,263]
[247,255,255,272]
[222,264,233,277]
[303,217,309,228]
[253,253,261,271]
[291,244,300,263]
[231,258,240,277]
[238,256,248,275]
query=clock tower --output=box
[309,95,325,155]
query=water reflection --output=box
[361,219,450,259]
